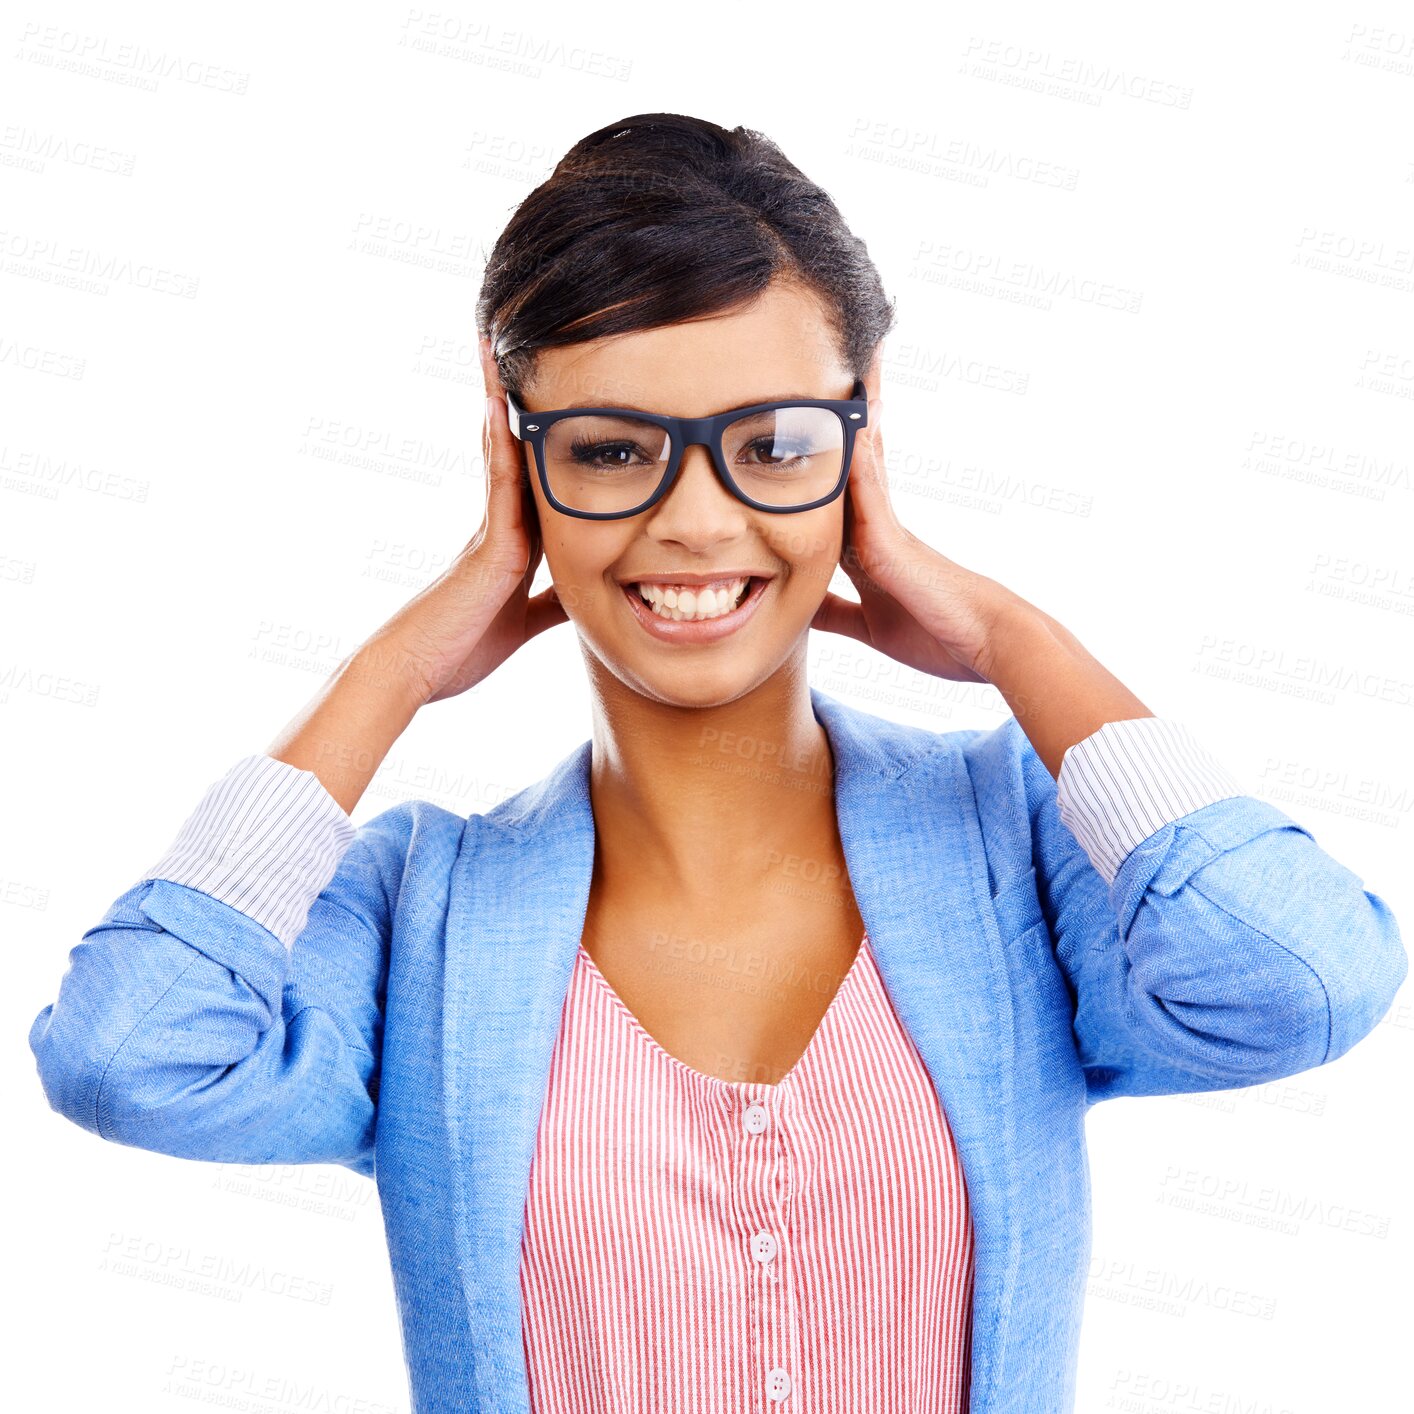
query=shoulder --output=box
[354,795,466,851]
[884,710,1043,892]
[340,795,477,916]
[820,689,1034,799]
[356,737,596,876]
[949,712,1045,801]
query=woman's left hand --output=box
[810,398,1016,684]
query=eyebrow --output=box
[557,392,821,413]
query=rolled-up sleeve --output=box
[29,756,404,1176]
[1027,718,1408,1102]
[139,753,358,949]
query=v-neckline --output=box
[576,933,871,1093]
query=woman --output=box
[29,113,1406,1414]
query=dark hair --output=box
[475,112,896,403]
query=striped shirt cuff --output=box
[141,754,359,950]
[1055,718,1247,886]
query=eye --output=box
[739,436,816,470]
[567,438,656,471]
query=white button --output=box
[743,1102,769,1133]
[751,1231,778,1264]
[766,1367,792,1402]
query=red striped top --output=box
[518,932,975,1411]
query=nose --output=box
[644,441,750,536]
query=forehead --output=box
[525,281,848,416]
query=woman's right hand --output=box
[374,374,569,705]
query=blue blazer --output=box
[30,686,1407,1413]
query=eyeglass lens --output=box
[539,406,846,515]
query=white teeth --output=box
[634,577,751,621]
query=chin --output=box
[593,646,773,709]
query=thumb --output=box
[811,589,870,643]
[524,583,569,639]
[484,391,527,498]
[480,390,539,559]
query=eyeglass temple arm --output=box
[502,392,523,440]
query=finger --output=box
[480,337,528,501]
[845,403,902,535]
[835,496,888,595]
[524,583,569,638]
[836,453,876,590]
[483,391,538,553]
[520,466,545,569]
[810,589,871,643]
[484,392,525,495]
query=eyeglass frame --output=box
[503,380,869,520]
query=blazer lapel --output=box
[443,687,1016,1413]
[812,688,1017,1410]
[443,738,598,1414]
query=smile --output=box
[636,577,750,620]
[621,575,771,643]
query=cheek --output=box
[526,479,589,609]
[540,543,598,619]
[542,532,636,622]
[768,513,842,603]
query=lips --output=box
[619,571,774,589]
[620,573,771,642]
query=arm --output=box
[29,400,563,1173]
[805,410,1407,1101]
[984,601,1407,1101]
[28,634,428,1177]
[28,755,412,1178]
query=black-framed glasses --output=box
[504,381,868,519]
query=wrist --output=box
[346,631,439,711]
[978,594,1154,780]
[975,593,1102,711]
[265,640,426,817]
[972,587,1068,684]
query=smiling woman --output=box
[28,111,1407,1414]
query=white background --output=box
[7,2,1411,1409]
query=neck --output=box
[585,662,838,907]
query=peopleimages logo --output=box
[0,230,199,298]
[910,240,1144,314]
[960,36,1194,108]
[0,124,138,177]
[15,22,250,94]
